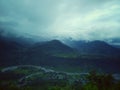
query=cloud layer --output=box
[0,0,120,40]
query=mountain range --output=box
[0,32,120,73]
[65,40,120,55]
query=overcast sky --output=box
[0,0,120,40]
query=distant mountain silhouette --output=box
[0,34,120,73]
[0,34,25,66]
[17,40,77,67]
[112,45,120,49]
[67,40,120,55]
[30,40,76,55]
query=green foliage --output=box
[0,70,120,90]
[47,85,73,90]
[85,71,119,90]
[83,83,98,90]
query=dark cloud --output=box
[0,0,120,40]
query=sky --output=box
[0,0,120,40]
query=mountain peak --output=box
[47,40,63,45]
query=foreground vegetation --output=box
[0,70,120,90]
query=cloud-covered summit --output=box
[0,0,120,40]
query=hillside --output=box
[0,35,120,73]
[66,40,120,55]
[31,40,76,55]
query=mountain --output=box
[20,40,78,66]
[30,40,76,55]
[0,35,76,66]
[105,38,120,49]
[66,40,120,55]
[0,33,120,73]
[0,31,33,66]
[0,35,24,66]
[112,45,120,49]
[0,37,21,52]
[0,29,37,47]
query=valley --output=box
[0,32,120,90]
